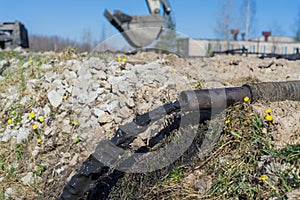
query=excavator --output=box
[104,0,171,48]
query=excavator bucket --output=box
[104,10,165,48]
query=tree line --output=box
[29,34,99,52]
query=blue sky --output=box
[1,0,299,42]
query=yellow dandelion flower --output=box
[29,60,33,64]
[32,124,38,130]
[117,56,122,62]
[265,109,272,114]
[258,175,269,181]
[35,65,39,70]
[39,117,45,123]
[7,119,13,124]
[37,138,42,144]
[122,55,127,63]
[29,111,35,119]
[243,96,250,103]
[72,120,79,126]
[173,68,177,73]
[225,119,231,124]
[265,115,273,121]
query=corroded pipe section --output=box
[179,81,300,111]
[245,80,300,102]
[179,86,251,111]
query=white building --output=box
[182,34,300,57]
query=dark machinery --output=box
[0,21,29,49]
[104,0,171,48]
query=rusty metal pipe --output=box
[179,86,251,111]
[179,81,300,111]
[245,80,300,102]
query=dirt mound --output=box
[0,49,299,199]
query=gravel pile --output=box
[1,51,194,150]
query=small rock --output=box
[194,176,212,195]
[40,64,52,70]
[56,86,66,97]
[265,68,272,74]
[21,113,31,124]
[14,46,22,52]
[16,127,30,143]
[31,149,39,158]
[117,106,132,119]
[44,72,59,83]
[102,122,113,132]
[56,166,67,175]
[87,92,98,103]
[229,59,241,65]
[22,61,31,68]
[137,103,152,113]
[113,116,122,124]
[63,152,71,158]
[44,127,54,136]
[99,101,119,113]
[21,172,34,185]
[92,108,105,118]
[86,57,105,70]
[287,188,300,200]
[20,95,28,105]
[1,129,18,142]
[26,79,39,92]
[64,70,77,81]
[43,105,51,117]
[184,173,196,186]
[131,137,146,149]
[94,70,107,80]
[61,125,73,133]
[118,81,129,93]
[51,79,64,89]
[69,154,79,166]
[48,90,62,107]
[96,88,105,95]
[126,98,135,108]
[62,119,70,125]
[5,187,13,196]
[98,113,114,124]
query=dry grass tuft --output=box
[109,103,300,199]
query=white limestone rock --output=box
[47,90,62,107]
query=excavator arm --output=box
[146,0,171,15]
[104,0,171,48]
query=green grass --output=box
[14,143,25,160]
[109,103,300,199]
[170,167,184,181]
[201,104,300,199]
[34,164,47,176]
